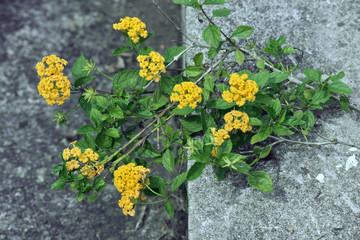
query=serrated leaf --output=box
[179,115,202,133]
[207,99,235,109]
[138,46,154,56]
[193,53,203,67]
[93,177,106,192]
[256,60,265,69]
[87,192,98,202]
[187,162,206,181]
[235,49,245,66]
[77,192,85,201]
[282,46,296,54]
[204,75,215,92]
[90,108,102,127]
[164,199,174,218]
[204,0,226,4]
[95,132,112,149]
[201,109,216,132]
[111,46,131,56]
[269,72,290,83]
[212,8,231,17]
[247,171,273,193]
[249,118,262,126]
[340,95,350,112]
[113,70,139,90]
[105,128,120,138]
[51,176,67,190]
[327,71,345,82]
[311,90,331,104]
[109,105,124,119]
[51,164,63,174]
[231,25,254,39]
[304,69,322,84]
[202,24,221,47]
[72,54,89,80]
[215,84,229,92]
[260,146,272,159]
[185,66,203,77]
[96,96,108,109]
[74,76,96,88]
[328,81,352,94]
[273,125,294,136]
[163,46,186,64]
[162,149,175,173]
[172,106,195,115]
[250,125,272,144]
[171,172,188,192]
[172,0,200,9]
[251,71,269,87]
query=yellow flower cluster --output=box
[113,17,148,44]
[62,141,103,178]
[137,51,166,82]
[222,73,258,107]
[114,163,150,216]
[35,55,71,106]
[170,82,202,109]
[210,128,230,158]
[224,110,252,133]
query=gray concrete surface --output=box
[185,1,360,239]
[0,0,187,239]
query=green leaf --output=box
[202,24,221,47]
[109,105,124,119]
[95,132,112,149]
[250,125,272,144]
[260,146,272,159]
[256,60,265,69]
[51,164,63,174]
[273,125,294,136]
[179,115,202,133]
[146,176,167,196]
[327,71,345,82]
[111,46,131,56]
[204,0,226,4]
[138,46,154,56]
[207,99,235,109]
[247,171,273,193]
[251,71,269,87]
[235,49,245,66]
[160,76,177,95]
[187,162,206,181]
[171,172,188,192]
[134,108,153,118]
[172,106,195,115]
[193,53,203,67]
[231,25,254,39]
[282,46,296,54]
[215,84,230,92]
[204,74,215,92]
[78,96,93,116]
[311,90,331,104]
[162,149,175,173]
[164,200,174,218]
[113,70,139,90]
[328,81,352,94]
[51,176,67,190]
[77,192,85,201]
[88,192,98,202]
[96,96,108,110]
[137,141,161,158]
[151,95,168,110]
[303,89,314,100]
[185,66,203,77]
[212,8,231,17]
[340,95,350,112]
[201,109,216,132]
[172,0,200,9]
[93,176,106,192]
[249,118,262,126]
[213,165,227,181]
[74,76,96,88]
[303,109,315,127]
[105,128,120,138]
[72,54,89,80]
[72,174,84,180]
[304,69,322,84]
[282,117,306,126]
[269,72,290,84]
[90,108,102,127]
[84,133,96,150]
[163,46,186,64]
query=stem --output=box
[95,69,113,81]
[144,184,167,198]
[66,105,80,117]
[254,49,274,67]
[138,198,169,205]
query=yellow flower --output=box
[78,154,88,163]
[222,73,258,107]
[170,82,202,109]
[113,17,148,44]
[62,148,71,160]
[137,51,166,82]
[223,110,252,133]
[36,55,71,106]
[114,163,150,216]
[80,164,97,179]
[70,147,82,158]
[211,128,230,147]
[66,160,80,171]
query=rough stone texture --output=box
[185,1,360,239]
[0,0,187,239]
